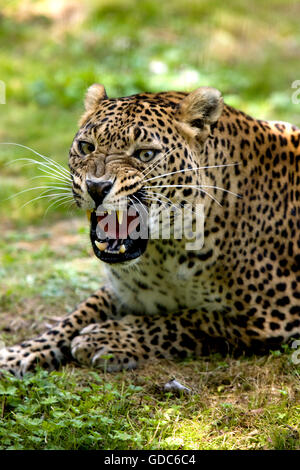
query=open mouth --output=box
[87,205,149,264]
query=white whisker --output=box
[145,183,242,202]
[5,185,72,201]
[34,167,72,183]
[146,185,222,206]
[44,196,75,216]
[142,194,169,208]
[130,194,148,216]
[143,162,240,183]
[142,189,175,209]
[30,174,72,186]
[7,157,72,182]
[141,144,184,179]
[20,192,74,209]
[0,142,70,177]
[197,185,241,198]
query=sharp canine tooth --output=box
[86,210,92,221]
[95,240,108,251]
[117,210,124,224]
[119,244,126,254]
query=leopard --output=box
[0,83,299,376]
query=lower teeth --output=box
[95,241,108,251]
[94,240,126,254]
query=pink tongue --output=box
[97,212,139,239]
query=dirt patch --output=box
[6,216,91,256]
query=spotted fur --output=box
[0,84,299,375]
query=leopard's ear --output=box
[176,87,223,139]
[84,84,108,111]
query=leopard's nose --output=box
[86,180,113,207]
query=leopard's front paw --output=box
[71,322,144,372]
[0,339,68,377]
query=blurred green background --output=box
[0,0,300,225]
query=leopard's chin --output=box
[89,210,148,264]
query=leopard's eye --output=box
[134,149,159,162]
[78,140,95,156]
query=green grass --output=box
[0,0,299,450]
[0,354,299,450]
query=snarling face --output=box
[68,84,223,264]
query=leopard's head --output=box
[69,84,223,264]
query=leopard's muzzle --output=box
[88,200,149,264]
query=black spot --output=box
[197,249,213,261]
[179,333,197,350]
[183,188,193,197]
[285,319,300,331]
[234,301,244,312]
[150,335,159,346]
[276,296,290,307]
[253,317,265,328]
[290,306,300,315]
[266,288,275,297]
[270,322,280,331]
